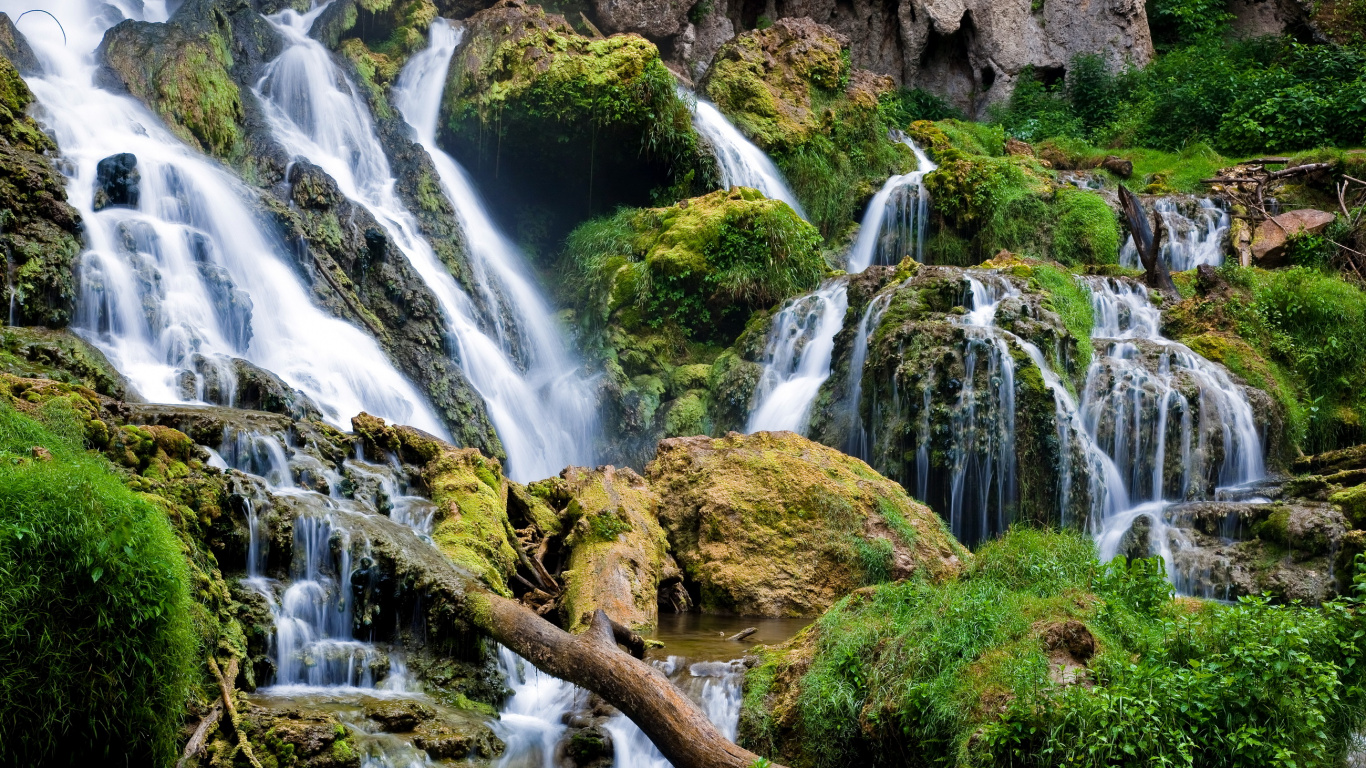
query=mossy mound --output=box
[0,327,128,399]
[563,187,822,465]
[909,121,1121,267]
[556,465,675,632]
[0,51,82,326]
[352,412,518,595]
[438,0,709,249]
[646,431,968,616]
[701,18,914,239]
[740,527,1366,768]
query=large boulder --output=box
[1252,209,1336,267]
[647,431,967,616]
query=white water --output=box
[255,7,594,481]
[1120,198,1230,272]
[7,0,445,435]
[1084,277,1265,584]
[747,279,848,434]
[393,21,598,481]
[491,647,745,768]
[847,136,937,273]
[841,290,894,460]
[688,93,806,217]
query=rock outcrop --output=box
[1252,208,1336,267]
[647,431,967,616]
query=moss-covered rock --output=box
[439,0,709,250]
[702,18,912,239]
[646,431,967,616]
[0,327,128,398]
[556,465,674,632]
[0,50,82,327]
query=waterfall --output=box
[747,279,849,434]
[255,8,594,481]
[1119,198,1230,272]
[687,92,806,218]
[6,0,445,435]
[846,136,937,273]
[1084,277,1265,584]
[841,291,894,460]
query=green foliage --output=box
[1051,187,1120,267]
[1147,0,1235,49]
[586,511,632,542]
[0,404,196,766]
[769,529,1366,768]
[992,40,1366,157]
[1030,264,1096,371]
[878,88,963,126]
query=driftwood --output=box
[479,601,782,768]
[1118,185,1180,299]
[727,627,759,642]
[175,702,222,768]
[207,656,263,768]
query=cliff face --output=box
[670,0,1154,117]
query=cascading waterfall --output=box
[846,135,938,273]
[687,91,806,217]
[255,7,594,481]
[1119,198,1230,271]
[1084,277,1265,587]
[7,0,445,435]
[841,290,894,461]
[747,279,849,434]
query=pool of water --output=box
[646,614,812,661]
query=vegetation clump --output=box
[742,527,1366,768]
[0,401,196,766]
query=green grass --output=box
[1031,264,1096,372]
[0,401,196,766]
[746,528,1366,768]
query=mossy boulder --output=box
[701,17,911,238]
[438,0,708,248]
[646,431,967,616]
[352,412,518,595]
[0,327,128,398]
[0,51,82,326]
[557,465,676,632]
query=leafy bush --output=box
[1147,0,1235,49]
[744,528,1366,768]
[0,402,196,766]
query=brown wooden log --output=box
[727,627,759,642]
[175,702,222,768]
[1118,186,1180,299]
[1268,162,1332,180]
[475,598,787,768]
[207,656,263,768]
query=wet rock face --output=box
[648,430,967,616]
[93,153,140,211]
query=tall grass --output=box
[0,401,195,766]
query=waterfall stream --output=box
[847,135,937,273]
[688,92,806,218]
[7,0,446,435]
[255,7,594,481]
[747,279,849,434]
[1119,198,1230,271]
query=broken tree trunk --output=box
[1119,185,1181,299]
[471,596,786,768]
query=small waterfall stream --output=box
[747,279,849,434]
[1119,198,1230,271]
[7,0,445,435]
[688,92,806,218]
[255,6,594,481]
[847,135,937,273]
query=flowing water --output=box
[688,92,806,217]
[255,6,594,481]
[7,0,445,435]
[1119,198,1230,272]
[846,135,938,273]
[747,279,849,434]
[841,290,895,461]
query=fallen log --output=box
[207,656,263,768]
[175,702,222,768]
[727,627,759,642]
[1269,162,1332,180]
[1118,185,1180,299]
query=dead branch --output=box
[207,656,263,768]
[1118,186,1180,299]
[175,702,222,768]
[727,627,758,642]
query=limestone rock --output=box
[1005,137,1035,157]
[1252,209,1335,267]
[557,465,675,632]
[592,0,692,38]
[647,431,967,616]
[1229,0,1307,37]
[0,13,39,75]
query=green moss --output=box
[1051,188,1120,266]
[1030,264,1095,371]
[0,403,196,765]
[664,390,709,437]
[1330,484,1366,528]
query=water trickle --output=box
[1119,198,1229,272]
[687,91,806,217]
[256,9,595,481]
[747,279,849,434]
[7,0,444,435]
[847,135,937,273]
[842,290,894,461]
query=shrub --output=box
[0,403,196,766]
[1146,0,1234,49]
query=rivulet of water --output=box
[747,279,849,434]
[687,90,806,218]
[847,135,937,273]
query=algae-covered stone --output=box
[647,431,967,616]
[558,465,674,632]
[439,0,706,244]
